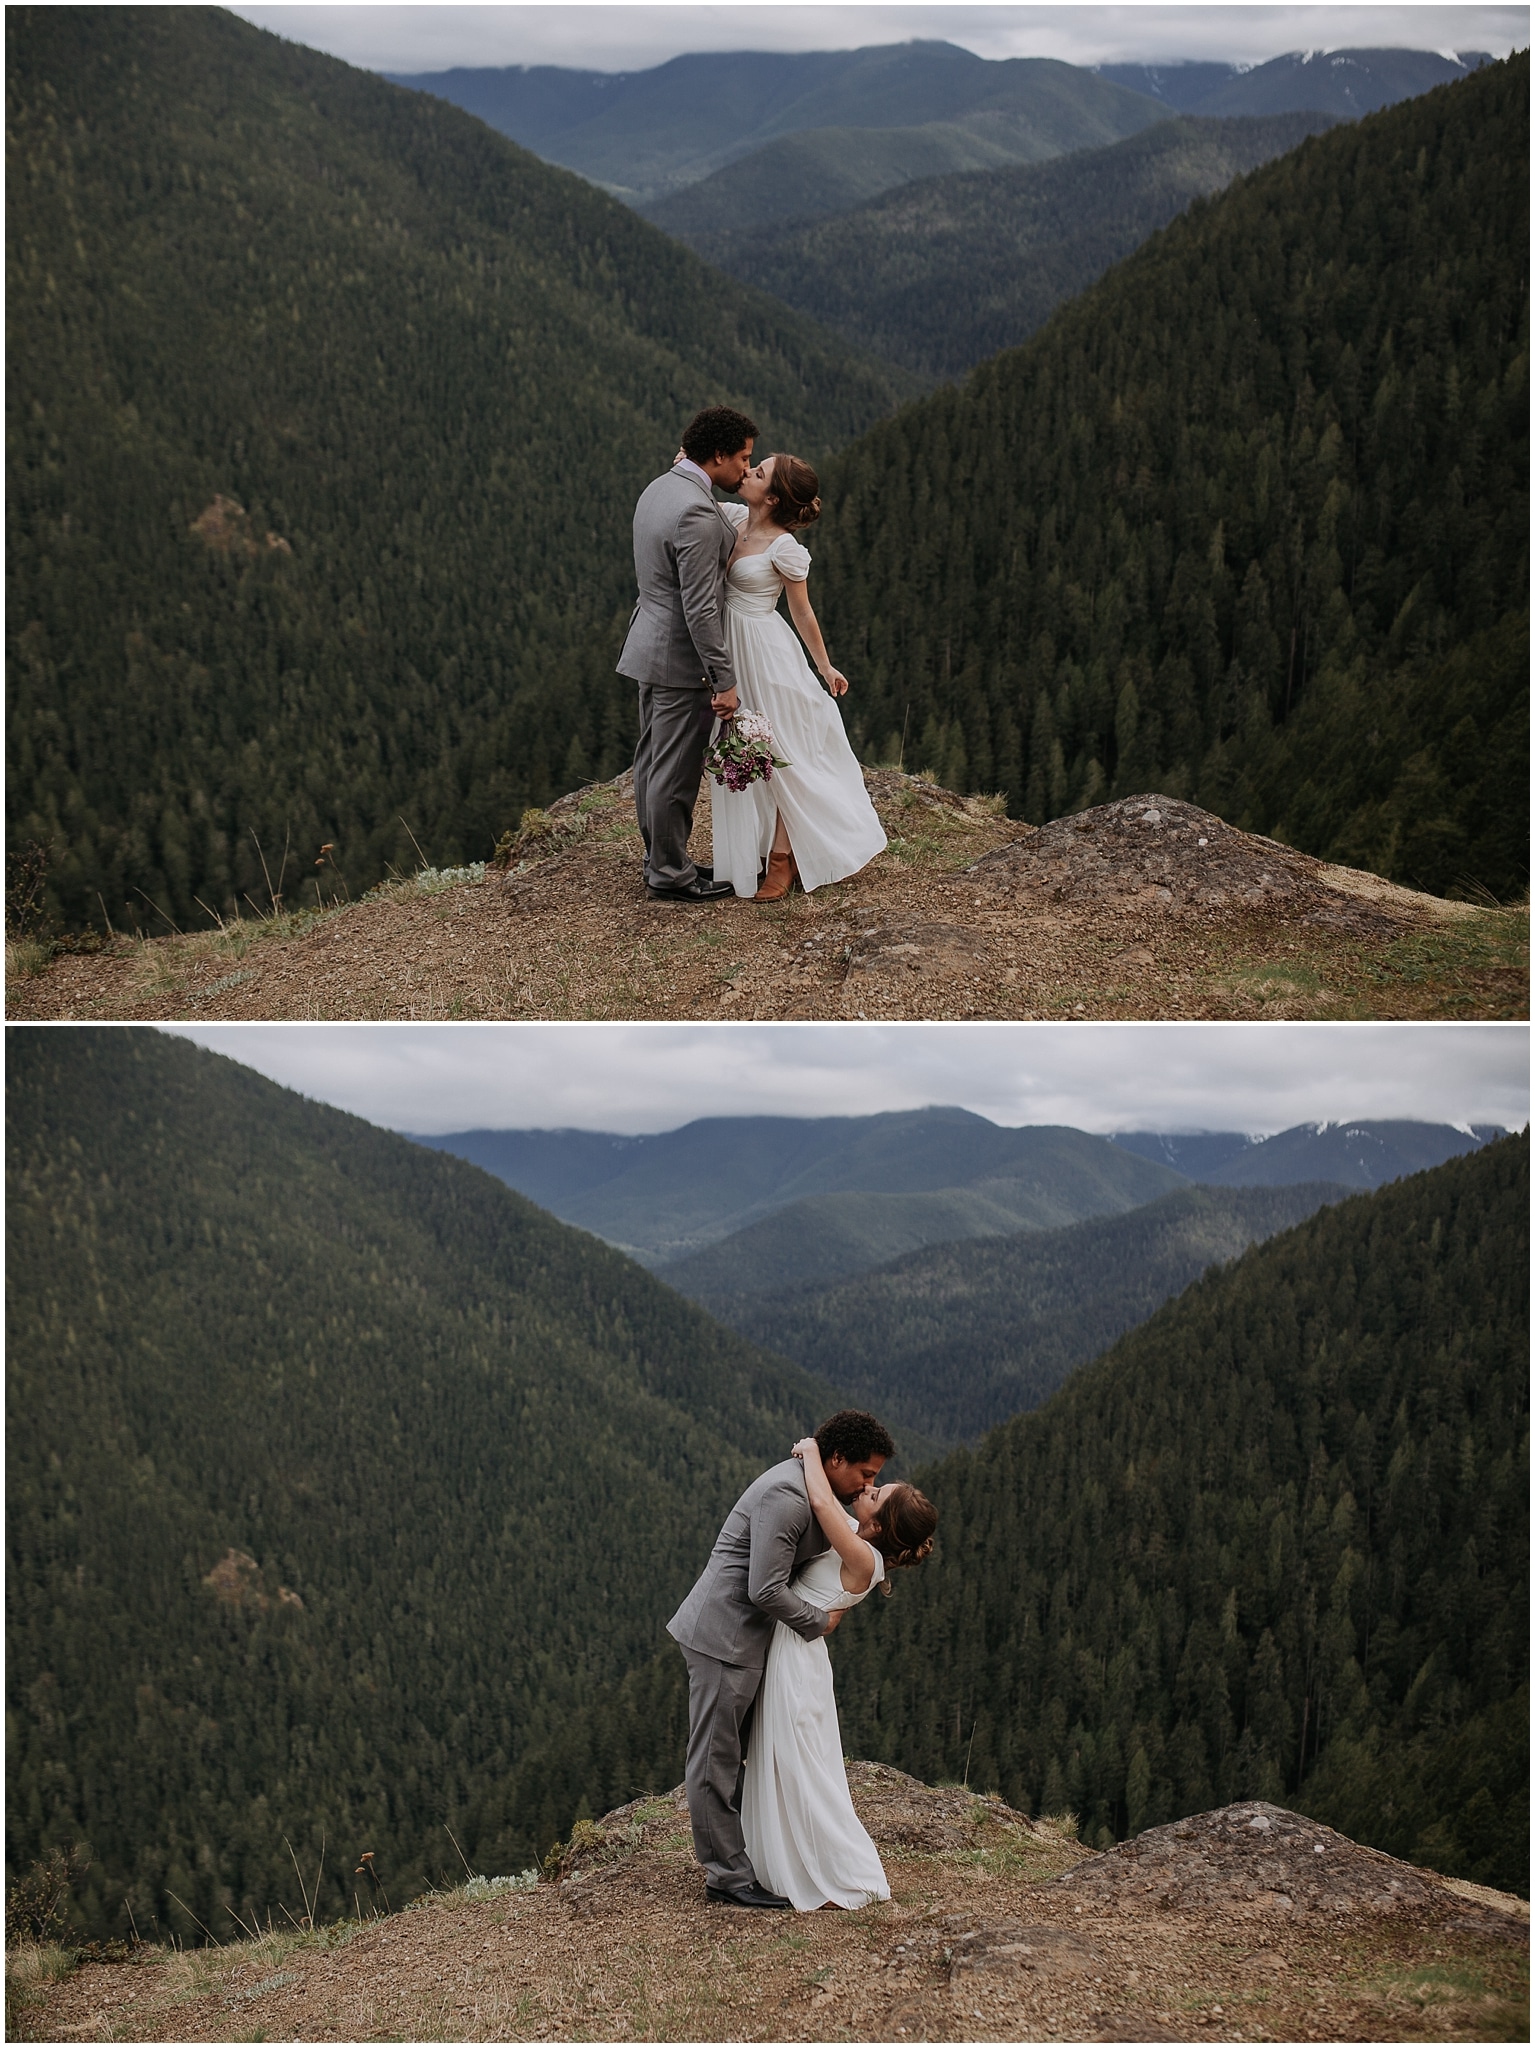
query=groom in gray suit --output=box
[668,1409,895,1907]
[617,406,758,902]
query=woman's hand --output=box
[792,1436,823,1466]
[821,666,849,698]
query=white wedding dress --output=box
[713,506,887,899]
[741,1525,890,1910]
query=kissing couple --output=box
[619,407,889,904]
[668,1410,937,1910]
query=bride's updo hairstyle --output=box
[868,1484,937,1592]
[766,454,822,531]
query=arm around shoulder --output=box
[746,1475,834,1641]
[793,1439,875,1593]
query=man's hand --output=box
[822,1609,846,1633]
[711,686,739,718]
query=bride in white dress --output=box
[713,456,888,901]
[742,1438,937,1910]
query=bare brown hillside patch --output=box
[202,1548,304,1612]
[12,1773,1527,2044]
[9,774,1526,1021]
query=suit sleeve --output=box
[747,1481,832,1641]
[674,496,737,693]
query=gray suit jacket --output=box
[668,1459,833,1668]
[616,466,739,694]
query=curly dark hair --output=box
[681,405,759,465]
[815,1409,895,1466]
[867,1483,937,1591]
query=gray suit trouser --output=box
[634,682,715,889]
[679,1646,764,1892]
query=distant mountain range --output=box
[678,1180,1355,1443]
[387,42,1492,214]
[387,41,1167,203]
[410,1108,1182,1267]
[413,1112,1505,1284]
[1111,1121,1507,1187]
[677,111,1337,381]
[1099,48,1491,118]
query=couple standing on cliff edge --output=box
[617,405,888,906]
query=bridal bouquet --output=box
[705,709,789,792]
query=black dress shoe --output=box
[647,875,733,902]
[706,1881,792,1909]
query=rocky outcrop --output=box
[1052,1800,1525,1939]
[969,793,1441,936]
[14,1772,1527,2042]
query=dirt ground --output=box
[9,775,1526,1021]
[12,1769,1528,2045]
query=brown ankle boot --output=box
[755,846,795,901]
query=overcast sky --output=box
[230,5,1527,76]
[160,1023,1529,1137]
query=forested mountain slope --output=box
[391,41,1164,203]
[415,1109,1182,1265]
[5,1029,839,1942]
[652,1145,1185,1297]
[833,1135,1529,1894]
[451,1137,1530,1891]
[812,56,1529,899]
[669,113,1335,378]
[6,7,910,937]
[641,117,1063,237]
[689,1182,1352,1442]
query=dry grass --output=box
[13,1773,1528,2044]
[9,773,1527,1021]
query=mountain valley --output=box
[5,1028,836,1939]
[416,1106,1183,1267]
[7,18,1524,983]
[390,41,1169,204]
[673,111,1337,379]
[6,1030,1526,1952]
[5,6,911,940]
[830,1133,1528,1895]
[676,1182,1356,1442]
[808,57,1528,897]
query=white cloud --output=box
[161,1023,1531,1137]
[230,5,1527,77]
